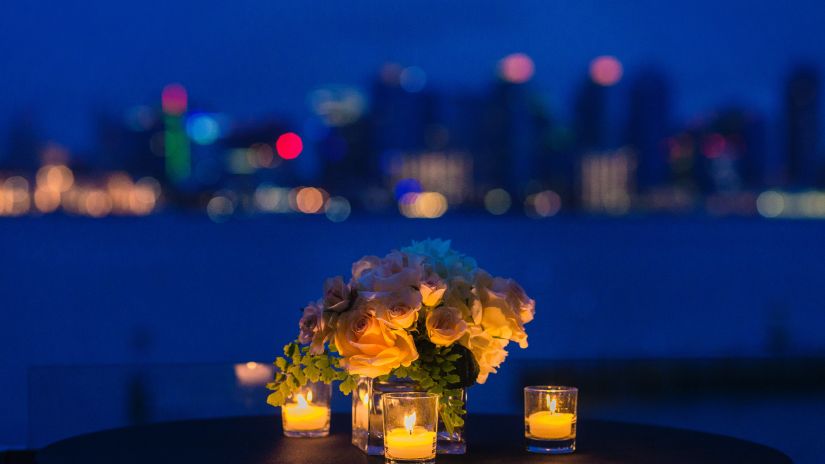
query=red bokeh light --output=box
[276,132,303,160]
[589,56,623,86]
[161,83,188,115]
[702,133,727,158]
[499,53,535,84]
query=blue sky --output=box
[1,0,824,151]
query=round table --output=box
[37,414,791,464]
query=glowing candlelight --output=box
[527,395,575,440]
[385,411,436,460]
[282,391,329,432]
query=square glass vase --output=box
[351,376,466,455]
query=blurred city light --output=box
[294,187,325,213]
[206,193,235,222]
[254,185,291,213]
[324,196,351,222]
[161,83,188,115]
[400,66,427,93]
[308,86,366,127]
[399,191,448,218]
[499,53,535,84]
[525,190,562,218]
[186,113,222,145]
[589,55,623,86]
[276,132,303,159]
[484,188,512,215]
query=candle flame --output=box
[404,412,416,434]
[307,391,313,403]
[360,391,370,407]
[547,396,557,414]
[296,393,308,408]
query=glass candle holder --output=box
[382,392,439,464]
[281,381,331,438]
[524,386,577,454]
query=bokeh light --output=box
[400,66,427,93]
[589,56,623,86]
[186,114,222,145]
[484,188,512,215]
[756,191,785,218]
[254,185,291,213]
[276,132,303,159]
[399,191,448,218]
[295,187,325,213]
[499,53,535,84]
[324,196,351,222]
[36,165,74,192]
[525,190,562,218]
[84,190,113,218]
[234,362,274,387]
[309,86,366,126]
[206,194,235,222]
[161,83,188,115]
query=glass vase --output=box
[351,376,466,455]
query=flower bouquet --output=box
[267,239,535,452]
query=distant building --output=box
[785,66,821,186]
[573,78,608,152]
[482,81,548,198]
[626,69,670,191]
[580,147,636,214]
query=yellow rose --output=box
[420,271,447,307]
[443,277,482,325]
[426,306,467,346]
[334,302,419,378]
[460,325,509,384]
[475,271,528,348]
[491,277,535,324]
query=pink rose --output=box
[323,276,352,312]
[352,251,423,293]
[426,306,467,346]
[298,300,324,345]
[361,290,422,330]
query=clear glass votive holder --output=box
[281,381,331,438]
[382,392,439,464]
[524,386,577,454]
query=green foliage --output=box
[400,339,474,434]
[266,342,351,407]
[267,339,477,435]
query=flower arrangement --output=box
[267,239,535,433]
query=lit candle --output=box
[234,361,274,387]
[282,391,328,432]
[384,412,437,460]
[528,397,575,440]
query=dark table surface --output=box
[37,413,791,464]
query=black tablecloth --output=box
[37,414,791,463]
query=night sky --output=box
[1,0,825,151]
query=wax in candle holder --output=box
[524,386,577,454]
[382,392,438,464]
[281,381,331,438]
